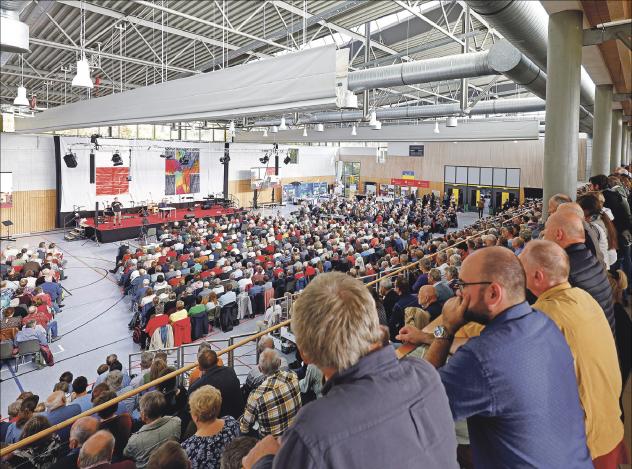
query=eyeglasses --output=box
[455,280,492,292]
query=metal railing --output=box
[0,205,536,457]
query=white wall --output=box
[0,133,56,190]
[228,143,336,180]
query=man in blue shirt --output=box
[398,246,592,468]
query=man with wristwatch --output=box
[397,246,593,469]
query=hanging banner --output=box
[95,151,129,196]
[390,178,429,188]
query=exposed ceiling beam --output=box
[55,1,269,60]
[583,20,632,46]
[132,0,294,51]
[393,0,467,48]
[271,1,404,57]
[29,37,198,75]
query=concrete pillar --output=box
[591,85,613,176]
[621,121,627,166]
[610,109,623,172]
[543,10,583,216]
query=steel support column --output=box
[591,84,613,176]
[543,10,583,215]
[611,110,623,172]
[363,22,370,118]
[620,119,627,167]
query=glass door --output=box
[342,161,361,198]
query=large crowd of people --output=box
[1,166,631,469]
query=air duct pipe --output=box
[0,0,30,53]
[465,0,595,109]
[254,97,547,126]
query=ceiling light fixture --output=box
[271,125,279,133]
[446,116,458,127]
[71,2,93,88]
[372,121,382,130]
[369,111,378,127]
[13,54,29,107]
[351,124,357,136]
[262,128,268,137]
[228,120,235,135]
[316,123,324,132]
[279,116,287,131]
[433,121,440,134]
[302,127,308,137]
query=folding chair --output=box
[16,340,41,372]
[0,340,16,372]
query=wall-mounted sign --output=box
[391,178,429,188]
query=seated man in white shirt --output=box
[218,283,237,307]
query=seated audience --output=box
[50,416,100,469]
[182,385,240,469]
[77,430,135,469]
[93,390,133,461]
[147,440,191,469]
[40,390,82,443]
[243,273,458,469]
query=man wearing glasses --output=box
[397,246,592,469]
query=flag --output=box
[402,170,415,180]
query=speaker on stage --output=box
[94,202,99,227]
[63,152,78,168]
[89,152,95,184]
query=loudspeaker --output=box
[64,153,78,168]
[184,214,195,219]
[95,202,99,227]
[89,152,95,184]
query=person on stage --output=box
[111,197,123,226]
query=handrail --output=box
[0,204,536,457]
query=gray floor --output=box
[0,210,480,413]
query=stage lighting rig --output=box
[90,134,102,149]
[259,152,270,165]
[219,155,230,164]
[112,150,123,166]
[283,155,291,165]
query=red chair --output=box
[172,318,192,347]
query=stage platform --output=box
[83,205,242,243]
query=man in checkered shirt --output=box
[240,348,301,437]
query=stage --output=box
[82,205,242,243]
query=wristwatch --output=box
[433,325,454,340]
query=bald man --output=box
[398,246,592,468]
[77,430,135,469]
[418,285,442,320]
[544,211,615,335]
[556,201,605,268]
[519,240,625,465]
[51,417,99,469]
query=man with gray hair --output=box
[123,391,181,469]
[130,352,154,389]
[240,348,300,438]
[50,417,100,469]
[242,272,457,469]
[78,430,135,469]
[106,370,137,416]
[243,336,289,396]
[40,390,81,443]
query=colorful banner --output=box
[390,178,430,188]
[402,170,415,180]
[165,148,200,195]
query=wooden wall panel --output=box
[0,190,57,236]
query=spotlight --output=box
[283,155,291,165]
[63,151,78,168]
[219,155,231,164]
[112,150,123,166]
[259,152,270,165]
[90,134,101,149]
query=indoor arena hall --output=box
[1,1,631,468]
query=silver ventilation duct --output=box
[0,0,30,53]
[253,97,547,126]
[465,0,595,108]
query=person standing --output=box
[111,197,123,226]
[476,197,484,219]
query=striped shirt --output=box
[240,370,301,437]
